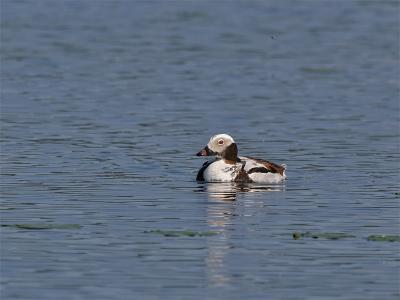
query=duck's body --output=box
[197,156,286,183]
[196,134,286,184]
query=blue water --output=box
[1,1,399,299]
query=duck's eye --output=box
[218,139,224,145]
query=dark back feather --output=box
[245,157,286,175]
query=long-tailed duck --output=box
[196,134,286,183]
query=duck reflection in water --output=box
[195,182,285,202]
[195,182,285,287]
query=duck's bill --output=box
[196,146,216,156]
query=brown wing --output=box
[245,156,286,175]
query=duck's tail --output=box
[281,163,287,179]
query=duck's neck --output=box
[221,143,239,164]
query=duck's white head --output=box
[196,134,238,162]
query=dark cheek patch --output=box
[221,143,239,163]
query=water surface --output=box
[1,1,399,299]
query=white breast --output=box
[203,159,237,182]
